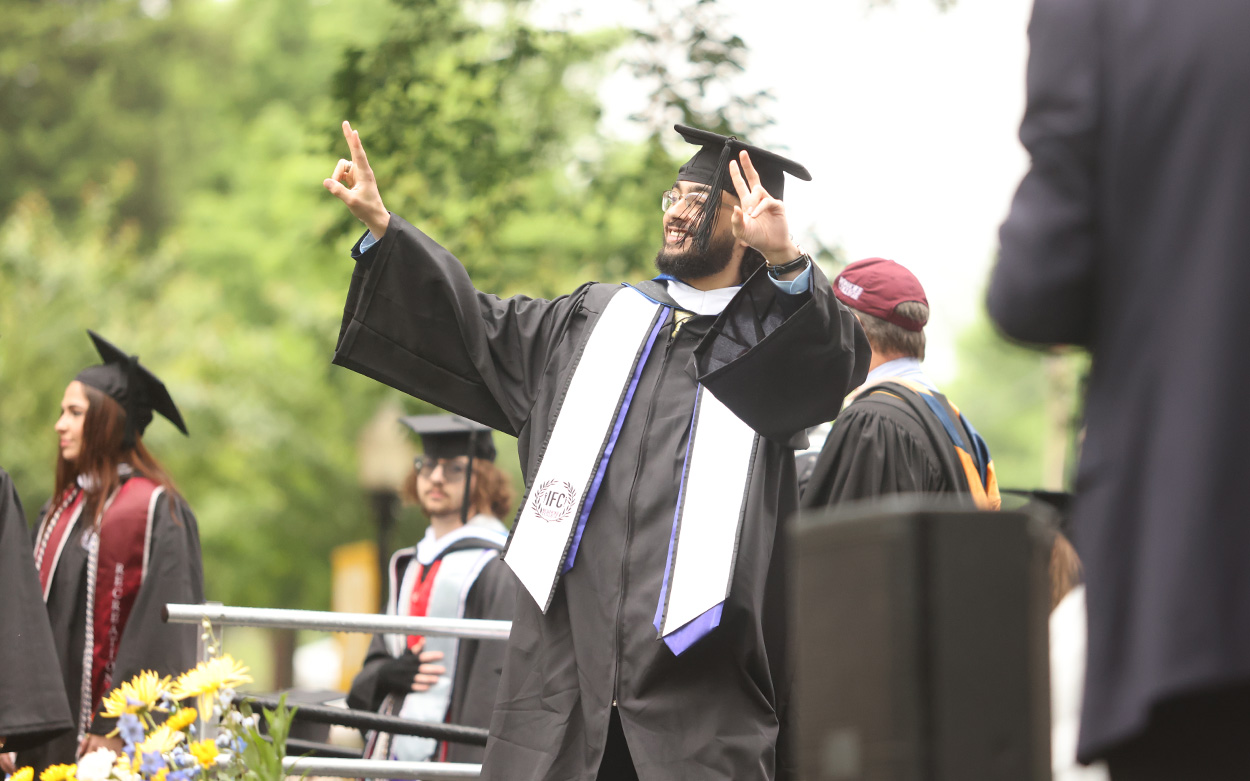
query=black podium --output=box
[791,498,1052,781]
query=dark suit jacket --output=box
[989,0,1250,763]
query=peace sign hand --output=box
[729,150,802,266]
[323,121,391,239]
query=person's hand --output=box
[323,121,391,240]
[729,150,802,267]
[78,732,124,759]
[1,750,17,774]
[409,649,446,693]
[377,647,447,694]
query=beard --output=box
[653,228,737,282]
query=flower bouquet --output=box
[10,649,297,781]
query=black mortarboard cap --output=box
[75,330,188,447]
[673,124,813,254]
[398,415,496,461]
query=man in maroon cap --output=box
[800,257,999,510]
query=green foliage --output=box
[0,0,396,611]
[945,312,1085,491]
[329,0,674,295]
[239,694,297,781]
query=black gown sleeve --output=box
[334,217,592,436]
[0,468,74,752]
[347,633,394,714]
[444,558,517,764]
[90,492,204,735]
[988,0,1100,347]
[695,262,870,444]
[799,402,948,509]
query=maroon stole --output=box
[35,476,161,734]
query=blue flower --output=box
[118,713,145,746]
[139,750,167,776]
[170,748,196,769]
[167,770,195,781]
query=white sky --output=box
[532,0,1034,382]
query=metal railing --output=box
[282,757,481,780]
[165,603,510,778]
[163,603,511,640]
[243,696,488,745]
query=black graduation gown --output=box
[17,478,204,773]
[800,390,964,508]
[0,468,73,753]
[989,0,1250,761]
[333,216,868,781]
[348,556,517,764]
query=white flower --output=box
[76,748,118,781]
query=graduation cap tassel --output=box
[121,354,141,450]
[690,139,738,254]
[461,447,476,526]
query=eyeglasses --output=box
[661,189,710,213]
[413,457,468,480]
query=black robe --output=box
[989,0,1250,762]
[0,468,73,753]
[800,387,967,508]
[348,555,517,764]
[17,477,204,773]
[333,216,868,781]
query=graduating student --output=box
[801,258,999,509]
[17,332,204,773]
[348,415,516,765]
[0,466,73,766]
[325,120,868,781]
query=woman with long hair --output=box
[14,331,204,773]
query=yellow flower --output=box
[151,770,168,781]
[188,740,219,768]
[136,725,183,755]
[12,768,34,781]
[164,707,197,732]
[39,765,76,781]
[99,670,171,718]
[169,655,251,700]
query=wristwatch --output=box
[767,253,811,279]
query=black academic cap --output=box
[1000,488,1074,538]
[398,414,496,461]
[672,124,812,253]
[75,330,188,446]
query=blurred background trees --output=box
[0,0,1070,687]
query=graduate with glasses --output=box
[348,414,517,765]
[326,121,868,781]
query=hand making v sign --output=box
[324,121,391,240]
[728,149,804,274]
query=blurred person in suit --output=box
[990,0,1250,776]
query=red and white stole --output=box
[35,476,161,736]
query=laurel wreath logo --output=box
[529,479,578,523]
